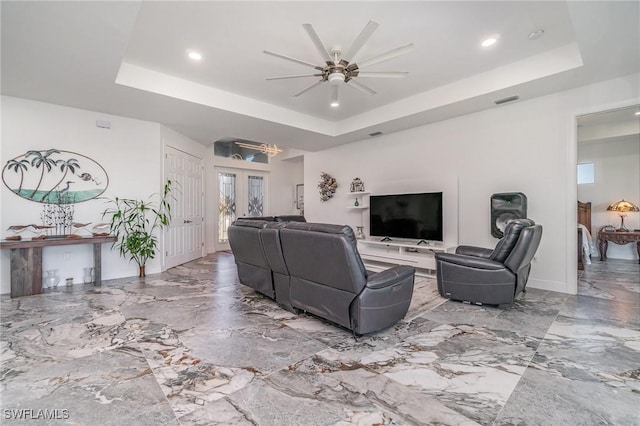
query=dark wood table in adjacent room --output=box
[598,230,640,264]
[0,235,115,298]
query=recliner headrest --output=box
[284,221,352,236]
[275,215,307,222]
[490,218,535,263]
[264,221,286,230]
[232,219,269,229]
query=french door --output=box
[165,146,204,268]
[215,167,269,251]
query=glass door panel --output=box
[217,172,236,244]
[215,168,268,251]
[247,175,264,217]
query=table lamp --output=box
[606,199,639,231]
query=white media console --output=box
[357,239,456,276]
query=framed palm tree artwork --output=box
[2,149,109,204]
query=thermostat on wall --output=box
[96,120,111,129]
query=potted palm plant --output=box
[102,180,173,277]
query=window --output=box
[577,162,595,184]
[214,139,269,164]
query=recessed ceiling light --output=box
[330,101,340,108]
[635,111,640,116]
[481,36,499,48]
[187,50,202,61]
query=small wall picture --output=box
[2,149,109,204]
[295,184,304,213]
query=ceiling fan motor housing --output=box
[328,71,345,85]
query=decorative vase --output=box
[83,267,94,284]
[44,270,60,289]
[356,226,366,240]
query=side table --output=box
[598,231,640,264]
[0,235,115,298]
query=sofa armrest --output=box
[435,253,504,270]
[366,265,415,289]
[455,245,493,258]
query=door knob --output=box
[184,220,192,224]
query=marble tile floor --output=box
[1,253,638,425]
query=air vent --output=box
[369,131,383,137]
[494,96,519,105]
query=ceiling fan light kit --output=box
[330,85,339,107]
[329,72,345,85]
[264,20,413,106]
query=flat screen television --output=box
[369,192,443,241]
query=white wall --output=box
[162,125,207,160]
[1,96,164,294]
[304,74,639,294]
[271,155,304,216]
[578,136,640,259]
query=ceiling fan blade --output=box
[263,50,322,70]
[343,20,379,62]
[356,72,408,78]
[302,23,333,63]
[266,74,322,81]
[357,43,414,69]
[348,80,376,96]
[292,80,324,97]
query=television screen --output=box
[369,192,443,241]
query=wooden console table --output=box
[0,236,115,298]
[598,231,640,264]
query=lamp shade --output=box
[606,199,640,213]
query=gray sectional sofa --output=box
[228,218,415,335]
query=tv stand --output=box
[357,239,456,276]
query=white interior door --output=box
[215,167,269,251]
[165,146,204,268]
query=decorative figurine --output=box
[350,177,365,193]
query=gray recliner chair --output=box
[227,219,275,298]
[279,222,415,335]
[435,219,543,305]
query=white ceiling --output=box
[2,1,639,151]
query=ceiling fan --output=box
[264,21,413,106]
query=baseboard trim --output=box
[527,278,573,295]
